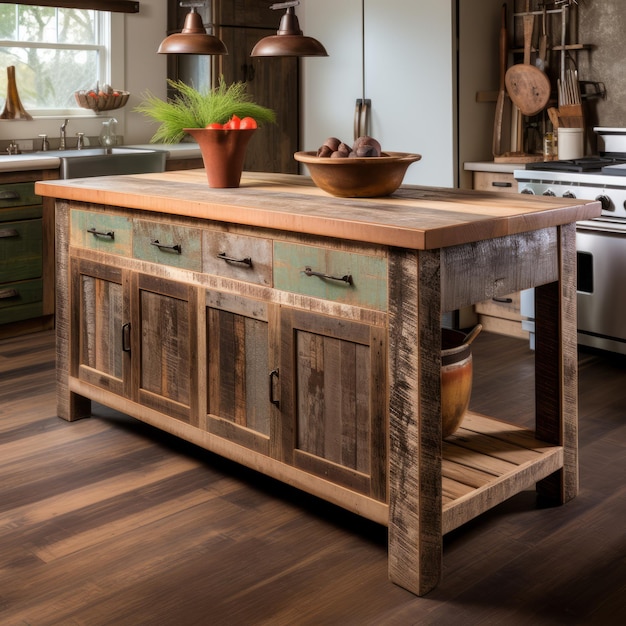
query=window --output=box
[0,3,111,115]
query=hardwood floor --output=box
[1,329,624,625]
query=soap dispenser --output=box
[99,118,118,149]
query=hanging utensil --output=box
[505,13,551,117]
[493,3,508,157]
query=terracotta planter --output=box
[184,127,256,188]
[441,328,473,438]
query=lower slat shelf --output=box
[441,411,564,534]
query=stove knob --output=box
[595,194,614,211]
[543,189,556,197]
[563,191,577,199]
[520,188,535,195]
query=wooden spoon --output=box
[505,14,551,117]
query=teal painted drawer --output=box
[0,279,43,324]
[70,210,132,256]
[0,218,42,282]
[203,230,272,286]
[0,183,40,211]
[273,242,388,311]
[133,219,202,271]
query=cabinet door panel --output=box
[135,274,198,424]
[71,258,128,397]
[0,218,42,281]
[205,289,272,454]
[281,307,387,501]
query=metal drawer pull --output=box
[0,228,19,238]
[121,322,131,353]
[492,296,513,303]
[303,266,353,285]
[0,288,19,299]
[217,252,252,267]
[269,368,279,407]
[87,227,114,239]
[491,181,512,188]
[151,239,182,254]
[0,190,20,201]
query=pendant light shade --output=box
[251,1,328,58]
[158,6,227,55]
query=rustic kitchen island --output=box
[36,170,600,596]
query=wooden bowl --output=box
[294,151,421,197]
[74,90,130,113]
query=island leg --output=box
[534,222,579,502]
[55,200,91,421]
[387,248,442,596]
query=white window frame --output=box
[0,5,124,137]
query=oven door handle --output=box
[577,219,626,235]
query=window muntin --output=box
[0,3,109,114]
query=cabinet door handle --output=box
[0,288,19,299]
[0,228,19,238]
[151,239,182,254]
[492,296,513,303]
[217,252,252,267]
[87,227,115,239]
[303,266,353,286]
[269,368,279,407]
[491,181,512,188]
[0,190,20,200]
[121,322,131,352]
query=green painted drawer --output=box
[0,218,42,282]
[133,219,202,271]
[0,182,41,210]
[273,241,388,311]
[70,210,132,257]
[0,278,43,324]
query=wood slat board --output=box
[441,411,564,534]
[35,171,602,251]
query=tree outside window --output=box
[0,3,108,113]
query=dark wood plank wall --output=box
[1,330,624,624]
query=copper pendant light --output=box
[158,4,227,56]
[251,1,328,58]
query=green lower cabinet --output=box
[0,279,43,324]
[0,218,43,282]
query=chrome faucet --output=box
[76,132,85,150]
[59,118,69,150]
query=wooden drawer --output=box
[133,219,202,272]
[273,241,388,311]
[472,171,517,193]
[0,278,43,324]
[0,182,41,210]
[70,209,132,256]
[0,218,42,282]
[203,230,272,286]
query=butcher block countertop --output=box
[35,170,601,250]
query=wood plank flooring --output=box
[1,329,625,625]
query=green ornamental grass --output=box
[135,78,276,144]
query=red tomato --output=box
[205,122,223,129]
[223,115,241,130]
[239,117,258,129]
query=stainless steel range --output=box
[514,127,626,356]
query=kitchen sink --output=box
[55,147,167,179]
[0,147,167,179]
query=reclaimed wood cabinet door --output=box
[278,307,388,502]
[203,288,278,455]
[70,258,198,425]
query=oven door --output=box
[577,219,626,355]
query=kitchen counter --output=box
[0,143,201,173]
[36,170,600,596]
